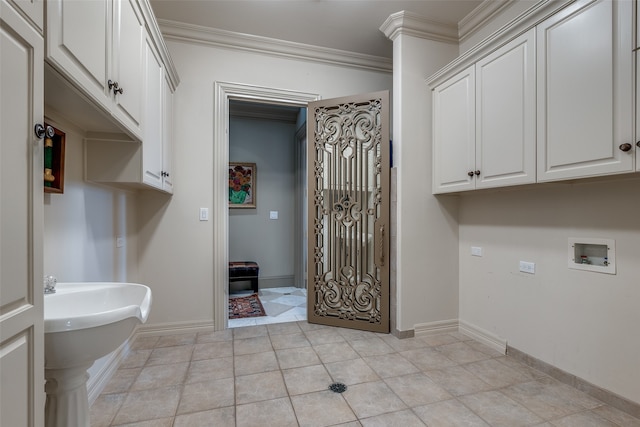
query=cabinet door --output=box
[476,29,536,189]
[162,75,174,194]
[635,51,640,172]
[537,0,633,181]
[142,37,163,189]
[433,65,475,193]
[7,0,43,32]
[0,1,45,426]
[46,0,111,108]
[112,0,144,137]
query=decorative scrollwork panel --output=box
[308,92,389,332]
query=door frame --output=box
[212,82,319,330]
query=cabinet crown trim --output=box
[379,10,458,44]
[426,0,574,88]
[139,0,180,89]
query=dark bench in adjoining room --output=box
[229,261,259,293]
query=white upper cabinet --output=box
[46,0,144,139]
[536,0,633,181]
[475,29,536,189]
[432,29,535,194]
[84,32,175,194]
[142,35,174,193]
[7,0,43,32]
[111,0,144,137]
[46,0,179,192]
[162,73,175,193]
[433,65,475,193]
[142,36,164,190]
[46,0,110,106]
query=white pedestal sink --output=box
[44,282,152,427]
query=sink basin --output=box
[45,282,152,368]
[44,282,152,427]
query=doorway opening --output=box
[212,82,319,330]
[227,100,307,327]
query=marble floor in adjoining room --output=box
[90,322,640,427]
[228,286,307,328]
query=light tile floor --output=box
[90,323,640,427]
[228,287,307,328]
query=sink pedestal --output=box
[45,364,92,427]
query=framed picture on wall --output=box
[229,162,256,208]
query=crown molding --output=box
[458,0,517,45]
[158,19,392,73]
[379,11,458,44]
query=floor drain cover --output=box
[329,382,347,393]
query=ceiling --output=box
[149,0,483,59]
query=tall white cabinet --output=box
[537,0,633,181]
[0,1,45,426]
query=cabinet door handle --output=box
[619,143,632,152]
[474,170,481,176]
[467,171,474,177]
[108,80,124,95]
[636,141,640,148]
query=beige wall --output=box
[43,114,138,284]
[458,179,640,404]
[391,33,460,331]
[137,39,393,326]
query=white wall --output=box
[137,39,392,326]
[458,179,640,404]
[229,116,297,286]
[390,33,460,332]
[42,115,138,284]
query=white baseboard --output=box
[135,320,215,337]
[413,319,458,337]
[87,336,132,405]
[458,319,507,354]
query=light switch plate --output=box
[199,208,209,221]
[270,211,278,220]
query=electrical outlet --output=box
[471,246,483,257]
[519,261,535,274]
[116,236,124,248]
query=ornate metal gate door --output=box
[307,91,390,333]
